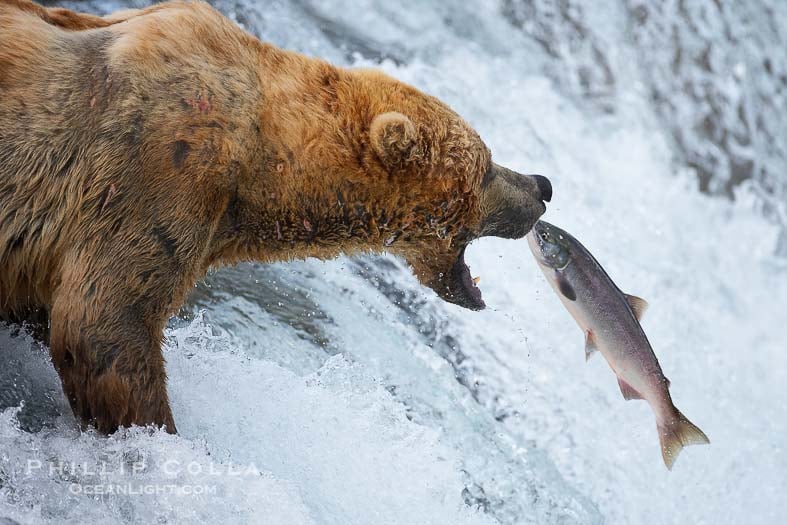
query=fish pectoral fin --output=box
[556,273,577,301]
[584,331,599,361]
[625,294,649,320]
[616,376,644,401]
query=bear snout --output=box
[478,163,550,240]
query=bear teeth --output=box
[472,276,481,285]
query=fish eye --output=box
[540,231,549,241]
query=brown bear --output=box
[0,0,551,433]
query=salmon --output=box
[527,220,709,469]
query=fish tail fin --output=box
[657,409,710,470]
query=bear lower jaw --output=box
[441,245,485,311]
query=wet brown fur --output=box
[0,0,498,433]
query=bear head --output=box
[232,66,551,310]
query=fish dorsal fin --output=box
[617,376,644,401]
[625,294,649,320]
[585,331,599,361]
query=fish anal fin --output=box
[584,331,599,361]
[625,294,649,320]
[617,376,644,401]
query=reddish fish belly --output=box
[557,286,664,409]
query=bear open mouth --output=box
[446,245,485,310]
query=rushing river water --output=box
[1,1,785,523]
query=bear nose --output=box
[532,175,552,202]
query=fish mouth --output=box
[526,224,547,260]
[442,245,485,310]
[526,220,571,270]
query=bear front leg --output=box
[49,309,176,434]
[49,257,178,434]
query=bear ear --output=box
[369,112,421,171]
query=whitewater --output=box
[1,0,785,523]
